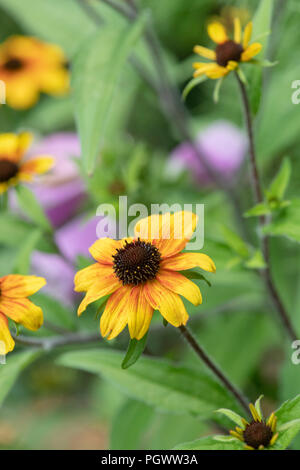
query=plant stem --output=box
[179,325,250,415]
[235,73,297,342]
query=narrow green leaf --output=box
[182,75,207,101]
[73,12,148,174]
[221,225,250,258]
[0,350,41,406]
[267,158,291,202]
[57,349,239,416]
[122,333,148,369]
[14,229,41,274]
[244,202,271,218]
[215,408,244,428]
[213,77,224,103]
[181,270,211,287]
[16,186,52,232]
[173,435,244,450]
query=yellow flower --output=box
[0,274,46,353]
[193,18,262,79]
[74,212,216,340]
[0,35,69,109]
[0,132,54,194]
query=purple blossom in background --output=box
[169,120,248,185]
[30,132,85,227]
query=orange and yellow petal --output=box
[5,79,40,110]
[0,312,15,354]
[226,60,238,71]
[127,286,153,340]
[17,132,33,157]
[39,68,69,95]
[89,238,122,265]
[135,212,198,258]
[193,45,216,60]
[18,156,54,177]
[0,274,46,298]
[193,63,228,79]
[161,252,216,273]
[241,43,262,62]
[144,280,188,327]
[0,297,43,331]
[77,272,121,316]
[207,22,228,44]
[234,17,242,44]
[243,21,253,49]
[0,133,20,161]
[156,269,202,306]
[100,285,133,340]
[74,263,114,292]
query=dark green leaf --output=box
[181,270,211,286]
[267,157,291,202]
[122,333,148,369]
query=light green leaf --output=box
[73,13,148,174]
[213,77,224,104]
[57,349,239,416]
[267,158,291,202]
[215,408,244,428]
[221,225,250,258]
[173,435,244,450]
[263,199,300,243]
[16,186,52,232]
[182,75,208,101]
[245,250,266,269]
[273,420,300,450]
[254,395,264,420]
[122,333,148,369]
[276,394,300,425]
[14,229,41,275]
[244,202,271,218]
[0,350,41,406]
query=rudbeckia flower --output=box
[74,212,216,340]
[0,35,69,109]
[0,132,54,195]
[0,274,46,353]
[193,18,262,79]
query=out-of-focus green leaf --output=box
[263,199,300,243]
[245,250,266,269]
[34,293,76,331]
[16,186,52,233]
[110,399,153,450]
[122,333,148,369]
[244,202,271,218]
[181,270,211,286]
[173,436,244,450]
[267,158,291,202]
[276,394,300,424]
[57,349,240,417]
[14,229,41,274]
[0,350,41,406]
[182,75,207,101]
[72,13,148,174]
[221,225,250,258]
[249,0,274,115]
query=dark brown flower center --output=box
[0,159,19,182]
[3,57,23,71]
[113,239,161,286]
[216,40,243,67]
[243,421,273,449]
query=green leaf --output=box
[249,0,274,115]
[273,420,300,450]
[244,202,271,218]
[263,199,300,243]
[221,225,250,258]
[244,250,266,269]
[16,186,52,232]
[14,229,41,274]
[34,293,76,331]
[213,77,224,104]
[173,435,244,450]
[215,408,244,427]
[0,350,41,406]
[181,270,211,286]
[110,399,153,450]
[122,333,148,369]
[267,158,291,202]
[57,349,239,417]
[182,75,208,101]
[73,13,148,174]
[276,394,300,425]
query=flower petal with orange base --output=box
[0,133,21,161]
[156,269,202,306]
[127,286,153,340]
[144,280,189,327]
[0,312,15,354]
[0,275,46,298]
[161,252,216,273]
[77,272,121,316]
[19,156,54,176]
[0,297,43,331]
[74,263,114,292]
[100,285,133,340]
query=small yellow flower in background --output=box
[0,35,69,109]
[210,6,250,34]
[74,212,216,341]
[0,132,54,194]
[193,18,262,79]
[217,397,279,450]
[0,274,46,353]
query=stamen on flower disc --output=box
[243,421,273,450]
[3,58,23,71]
[113,239,161,286]
[216,40,243,67]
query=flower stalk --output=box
[179,325,250,415]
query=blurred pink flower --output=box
[30,132,85,227]
[169,120,247,184]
